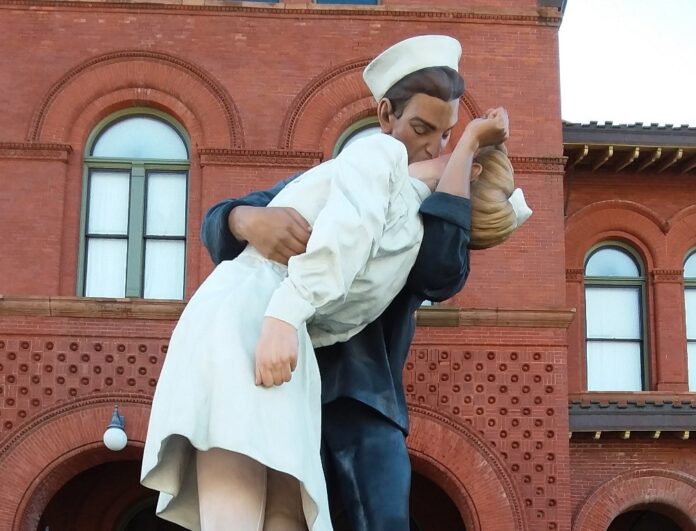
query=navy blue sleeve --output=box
[406,191,472,302]
[200,174,300,265]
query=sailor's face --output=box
[389,94,459,164]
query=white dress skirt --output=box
[140,134,430,531]
[140,252,328,531]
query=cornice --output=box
[198,148,323,168]
[1,296,575,328]
[0,295,184,320]
[0,142,72,162]
[0,1,562,26]
[416,306,576,328]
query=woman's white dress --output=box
[140,134,431,531]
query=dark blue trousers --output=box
[321,398,411,531]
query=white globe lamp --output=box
[103,405,127,451]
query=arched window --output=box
[79,111,189,300]
[333,117,381,156]
[584,245,646,391]
[685,252,696,391]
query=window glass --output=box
[585,247,640,277]
[685,290,696,340]
[146,172,187,236]
[689,343,696,392]
[685,253,696,278]
[92,116,188,160]
[585,287,641,339]
[85,239,127,297]
[87,171,130,235]
[144,240,185,300]
[587,341,642,391]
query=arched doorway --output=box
[117,497,186,531]
[608,509,682,531]
[410,471,466,531]
[37,460,185,531]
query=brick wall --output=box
[0,2,570,530]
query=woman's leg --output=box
[197,448,267,531]
[263,469,308,531]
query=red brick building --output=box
[0,0,694,530]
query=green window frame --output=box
[584,243,648,391]
[685,250,696,391]
[332,117,381,158]
[78,109,190,299]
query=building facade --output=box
[0,0,694,530]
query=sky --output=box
[559,0,696,126]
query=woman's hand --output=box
[255,317,298,387]
[460,107,510,150]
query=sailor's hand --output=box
[255,317,299,387]
[229,206,310,265]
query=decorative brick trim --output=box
[28,49,243,147]
[280,59,371,150]
[0,392,150,460]
[280,59,484,150]
[0,1,562,27]
[409,405,528,531]
[0,142,72,162]
[566,199,670,234]
[198,148,323,168]
[510,156,567,174]
[460,93,483,124]
[573,468,696,531]
[416,306,576,328]
[652,269,685,283]
[566,268,584,282]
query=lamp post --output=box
[103,405,127,451]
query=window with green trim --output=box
[685,252,696,391]
[333,118,381,157]
[584,245,646,391]
[79,112,190,300]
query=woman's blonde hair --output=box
[469,145,518,249]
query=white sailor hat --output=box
[363,35,462,101]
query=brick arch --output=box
[667,205,696,262]
[565,200,668,270]
[281,59,481,153]
[28,49,243,148]
[573,469,696,531]
[0,393,151,531]
[407,405,527,531]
